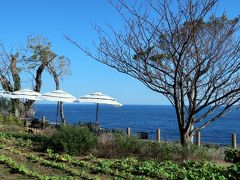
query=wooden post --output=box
[232,133,237,149]
[196,131,201,147]
[156,129,161,142]
[127,127,131,136]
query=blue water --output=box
[33,104,240,145]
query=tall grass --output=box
[96,133,225,162]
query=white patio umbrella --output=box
[0,90,13,99]
[1,89,42,120]
[41,90,77,125]
[0,89,7,98]
[11,89,42,100]
[79,92,122,124]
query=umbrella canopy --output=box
[11,89,42,100]
[79,92,122,106]
[0,89,8,98]
[41,90,77,103]
[41,90,77,126]
[0,90,14,99]
[79,92,122,123]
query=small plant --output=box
[9,131,49,145]
[16,138,32,148]
[182,161,226,179]
[0,144,93,179]
[113,134,143,156]
[46,126,97,155]
[225,148,240,163]
[0,154,42,178]
[0,114,24,126]
[226,163,240,179]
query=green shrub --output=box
[137,141,214,161]
[113,134,143,156]
[0,113,24,127]
[0,114,4,124]
[106,134,183,160]
[47,126,97,155]
[225,148,240,163]
[226,163,240,179]
[96,133,223,162]
[179,145,219,161]
[145,141,182,161]
[9,132,49,144]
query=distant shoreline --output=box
[34,103,173,106]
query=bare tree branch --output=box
[66,0,240,146]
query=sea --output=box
[33,104,240,145]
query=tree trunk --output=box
[11,53,21,92]
[34,64,45,92]
[49,67,66,126]
[60,102,65,126]
[190,124,194,143]
[179,127,194,146]
[24,63,46,116]
[0,74,13,92]
[180,132,192,146]
[11,54,22,117]
[0,74,14,115]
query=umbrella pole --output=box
[24,100,28,127]
[56,101,59,126]
[96,103,99,124]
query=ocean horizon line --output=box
[34,103,172,106]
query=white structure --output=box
[79,92,122,123]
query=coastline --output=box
[33,104,240,145]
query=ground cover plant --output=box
[225,148,240,163]
[0,114,24,126]
[0,125,239,179]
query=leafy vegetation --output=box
[225,148,240,163]
[46,126,97,155]
[97,133,224,162]
[2,142,240,179]
[0,113,24,126]
[0,154,42,179]
[0,154,70,179]
[0,127,238,179]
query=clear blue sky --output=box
[0,0,239,105]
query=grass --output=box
[96,132,226,163]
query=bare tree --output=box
[0,46,22,116]
[66,0,240,146]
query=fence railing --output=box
[126,127,238,149]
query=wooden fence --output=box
[126,127,238,149]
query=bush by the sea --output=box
[96,133,224,162]
[0,114,24,127]
[46,126,97,155]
